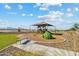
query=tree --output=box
[68,23,79,31]
[73,23,79,29]
[69,27,76,31]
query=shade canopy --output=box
[32,22,53,27]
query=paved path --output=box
[12,40,79,56]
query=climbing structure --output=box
[32,22,55,39]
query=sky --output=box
[0,3,79,29]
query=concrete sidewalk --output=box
[12,41,79,56]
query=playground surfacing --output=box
[25,33,65,43]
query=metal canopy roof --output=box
[32,22,53,26]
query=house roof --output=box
[32,22,53,26]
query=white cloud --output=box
[28,13,33,16]
[21,13,33,17]
[34,3,62,11]
[21,13,26,16]
[48,11,64,19]
[38,15,51,20]
[75,7,79,11]
[66,13,73,17]
[47,3,62,7]
[39,7,48,11]
[33,3,42,8]
[4,4,11,10]
[67,8,72,12]
[38,10,74,23]
[38,11,64,22]
[66,21,73,24]
[8,12,17,16]
[0,20,15,26]
[34,3,62,7]
[18,4,23,10]
[50,11,64,16]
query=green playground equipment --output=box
[32,22,55,39]
[42,31,53,39]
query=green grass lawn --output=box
[0,34,18,50]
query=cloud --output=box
[38,11,64,22]
[50,11,64,16]
[39,7,49,11]
[75,7,79,11]
[4,4,11,10]
[66,21,73,24]
[67,7,79,12]
[18,4,23,10]
[34,3,49,11]
[8,12,17,16]
[67,8,72,12]
[47,3,62,7]
[27,13,33,16]
[21,13,26,16]
[33,3,42,8]
[21,13,33,17]
[34,3,62,7]
[66,13,73,17]
[29,13,33,16]
[0,20,15,26]
[34,3,62,11]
